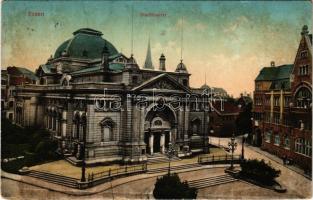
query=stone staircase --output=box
[147,163,203,174]
[187,174,238,189]
[147,153,181,164]
[27,170,79,188]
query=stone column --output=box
[56,119,59,135]
[149,134,154,155]
[160,133,165,153]
[169,130,172,142]
[62,111,67,137]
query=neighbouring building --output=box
[13,28,234,165]
[1,67,37,121]
[252,25,312,172]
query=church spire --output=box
[143,38,154,69]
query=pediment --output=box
[132,73,191,93]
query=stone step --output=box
[147,163,202,174]
[27,171,78,188]
[28,173,78,188]
[147,156,181,164]
[188,174,233,184]
[29,170,78,181]
[188,174,238,189]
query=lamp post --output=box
[209,129,214,153]
[250,117,254,145]
[228,133,237,170]
[241,133,248,160]
[166,142,176,175]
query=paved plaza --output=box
[1,137,311,199]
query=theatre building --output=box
[253,25,312,172]
[13,28,229,165]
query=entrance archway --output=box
[144,105,176,155]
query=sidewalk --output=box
[246,145,312,180]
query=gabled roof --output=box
[39,64,53,74]
[211,101,240,115]
[131,73,191,93]
[255,64,293,81]
[8,66,38,80]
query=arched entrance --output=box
[144,105,176,155]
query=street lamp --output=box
[209,128,214,153]
[241,133,249,160]
[166,142,176,175]
[228,133,237,170]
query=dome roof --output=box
[54,28,118,59]
[175,60,188,73]
[200,84,210,89]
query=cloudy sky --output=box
[2,1,312,97]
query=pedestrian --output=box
[283,155,287,165]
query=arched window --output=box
[295,87,312,108]
[100,118,115,142]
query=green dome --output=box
[54,28,118,59]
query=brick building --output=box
[1,67,37,121]
[252,25,312,172]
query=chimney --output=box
[301,25,309,36]
[159,53,166,71]
[270,61,275,67]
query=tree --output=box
[153,173,197,199]
[236,102,252,136]
[240,159,281,186]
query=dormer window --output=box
[82,50,88,57]
[182,79,188,86]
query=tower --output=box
[159,53,166,71]
[143,38,154,69]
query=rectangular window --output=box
[265,131,272,143]
[274,134,280,145]
[274,97,280,107]
[284,96,291,107]
[295,138,311,156]
[299,65,310,75]
[273,113,280,124]
[284,137,290,149]
[265,97,270,106]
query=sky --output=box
[1,0,312,97]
